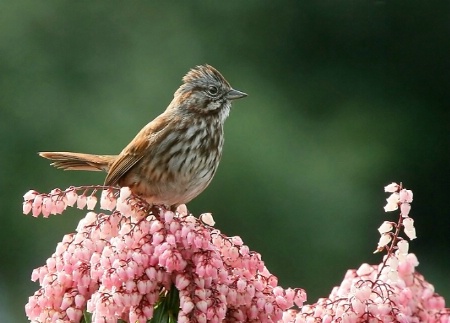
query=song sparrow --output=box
[40,64,247,206]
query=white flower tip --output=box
[23,190,38,201]
[405,228,417,240]
[86,196,97,210]
[356,263,374,276]
[387,270,399,282]
[378,221,393,234]
[384,193,400,212]
[403,217,417,240]
[176,204,188,216]
[397,240,409,254]
[384,182,399,193]
[199,213,215,226]
[383,203,398,212]
[377,233,392,248]
[119,187,132,200]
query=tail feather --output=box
[39,152,116,172]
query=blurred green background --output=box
[1,1,449,321]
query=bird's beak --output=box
[226,89,247,100]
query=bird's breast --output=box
[121,119,225,205]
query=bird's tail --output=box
[39,152,116,172]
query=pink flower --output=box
[400,202,411,217]
[23,201,32,215]
[76,195,87,209]
[86,195,97,210]
[119,186,131,200]
[65,189,78,207]
[399,189,413,203]
[282,259,447,322]
[24,188,303,322]
[23,182,450,322]
[100,189,116,211]
[23,189,38,201]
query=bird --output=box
[39,64,247,207]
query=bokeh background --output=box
[1,1,449,321]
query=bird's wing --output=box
[104,113,174,186]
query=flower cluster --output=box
[23,182,449,322]
[282,260,449,322]
[378,182,416,249]
[23,186,306,323]
[281,183,450,323]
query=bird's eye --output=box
[207,85,219,96]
